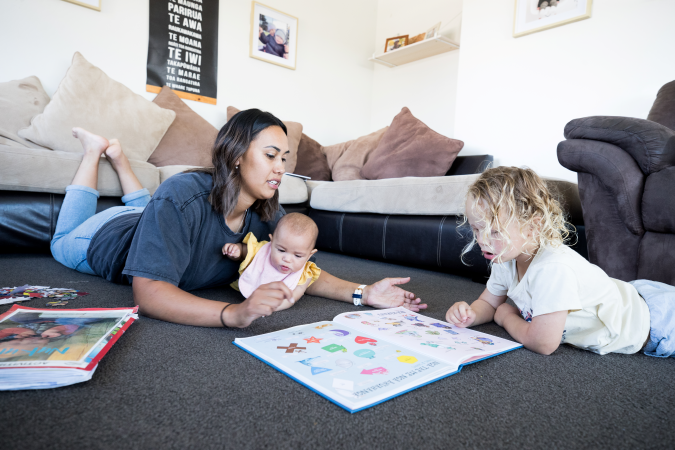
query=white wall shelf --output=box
[369,35,459,68]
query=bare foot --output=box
[72,127,109,156]
[103,138,126,166]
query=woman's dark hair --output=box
[193,109,287,222]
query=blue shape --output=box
[311,366,332,375]
[430,323,452,329]
[354,349,376,359]
[443,329,459,335]
[298,357,320,367]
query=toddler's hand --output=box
[445,301,476,328]
[222,243,241,260]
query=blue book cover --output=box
[234,307,522,413]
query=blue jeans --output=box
[50,185,150,275]
[630,280,675,358]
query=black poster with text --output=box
[146,0,218,104]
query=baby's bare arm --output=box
[273,280,310,312]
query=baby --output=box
[223,213,321,311]
[446,166,675,357]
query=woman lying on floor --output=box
[51,109,426,328]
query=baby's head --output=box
[462,166,569,264]
[274,29,288,45]
[269,213,318,274]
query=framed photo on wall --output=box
[513,0,593,38]
[250,2,298,70]
[62,0,101,11]
[384,35,408,53]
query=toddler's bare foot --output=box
[72,127,108,157]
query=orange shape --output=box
[303,336,323,344]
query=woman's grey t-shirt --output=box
[86,172,284,290]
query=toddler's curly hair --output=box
[461,166,572,264]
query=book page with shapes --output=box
[333,307,522,366]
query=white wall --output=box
[454,0,675,181]
[0,0,377,146]
[370,0,463,138]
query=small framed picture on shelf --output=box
[384,35,408,53]
[425,22,441,39]
[408,32,426,45]
[250,1,299,70]
[513,0,593,38]
[62,0,101,11]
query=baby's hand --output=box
[222,243,242,260]
[445,301,476,328]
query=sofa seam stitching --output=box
[437,216,447,267]
[382,215,390,260]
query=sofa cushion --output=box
[0,144,160,196]
[647,80,675,132]
[0,76,51,149]
[361,107,464,180]
[309,174,480,215]
[294,133,331,181]
[18,52,175,162]
[323,127,388,181]
[148,86,218,168]
[226,106,302,173]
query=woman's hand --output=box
[224,281,294,328]
[363,277,426,311]
[445,301,477,327]
[494,303,519,327]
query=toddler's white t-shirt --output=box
[486,245,650,355]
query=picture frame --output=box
[513,0,593,38]
[425,22,441,40]
[62,0,101,11]
[384,35,408,53]
[250,1,298,70]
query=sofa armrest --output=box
[564,116,675,175]
[558,139,645,235]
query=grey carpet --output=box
[0,252,673,450]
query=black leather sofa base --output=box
[0,191,124,253]
[308,209,587,280]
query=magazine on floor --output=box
[234,306,522,413]
[0,305,138,390]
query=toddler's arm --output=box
[494,304,567,355]
[446,287,506,327]
[222,242,247,261]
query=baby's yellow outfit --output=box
[231,232,320,295]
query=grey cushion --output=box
[641,167,675,233]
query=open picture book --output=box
[234,306,522,413]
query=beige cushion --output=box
[322,127,388,181]
[0,76,51,149]
[309,174,481,215]
[278,174,308,204]
[18,52,175,162]
[158,165,200,183]
[226,106,302,173]
[0,144,160,196]
[149,86,218,168]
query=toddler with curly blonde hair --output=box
[446,166,675,357]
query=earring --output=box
[235,165,239,170]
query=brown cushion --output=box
[0,76,51,149]
[226,106,302,173]
[18,52,176,162]
[323,127,388,181]
[294,133,331,181]
[147,86,218,167]
[361,107,464,180]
